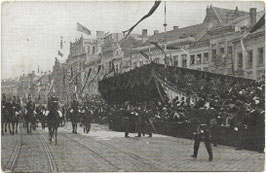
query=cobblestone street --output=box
[1,123,265,172]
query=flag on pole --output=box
[122,1,161,40]
[58,50,63,57]
[77,22,91,35]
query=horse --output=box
[47,109,61,144]
[69,108,79,134]
[1,104,8,135]
[80,107,92,134]
[5,102,19,135]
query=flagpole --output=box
[163,1,167,66]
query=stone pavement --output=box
[2,122,265,172]
[59,122,265,172]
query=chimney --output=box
[250,8,257,26]
[173,26,179,30]
[96,31,104,38]
[142,29,148,37]
[154,30,159,35]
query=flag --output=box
[71,66,73,77]
[240,36,248,57]
[77,22,91,35]
[150,42,168,64]
[240,14,265,56]
[150,42,167,57]
[250,14,265,33]
[47,79,54,96]
[60,36,63,49]
[63,67,65,87]
[122,1,161,40]
[139,50,150,61]
[58,50,63,57]
[80,68,92,95]
[96,64,102,74]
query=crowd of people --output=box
[2,68,264,152]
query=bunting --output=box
[122,1,161,40]
[80,68,92,95]
[58,50,63,57]
[139,50,150,62]
[250,14,265,33]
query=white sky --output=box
[1,1,264,79]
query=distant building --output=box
[127,6,264,80]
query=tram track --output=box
[66,132,172,172]
[63,133,121,171]
[36,131,57,173]
[3,131,22,172]
[94,139,173,172]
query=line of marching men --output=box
[1,93,97,135]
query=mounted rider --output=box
[25,95,36,133]
[26,95,36,115]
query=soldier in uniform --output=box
[143,106,154,137]
[123,103,132,138]
[191,106,213,161]
[25,95,36,134]
[70,94,79,134]
[135,105,144,137]
[1,94,8,134]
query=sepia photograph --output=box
[1,0,265,172]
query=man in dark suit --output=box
[191,106,213,161]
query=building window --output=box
[173,56,178,66]
[238,52,243,69]
[115,64,119,74]
[247,50,253,69]
[211,44,217,60]
[220,47,225,59]
[133,62,138,68]
[182,54,187,68]
[109,61,113,72]
[92,46,95,54]
[139,61,143,66]
[203,53,209,63]
[196,54,202,65]
[228,46,233,55]
[258,48,264,65]
[190,55,195,65]
[154,58,159,63]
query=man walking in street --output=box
[191,106,213,161]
